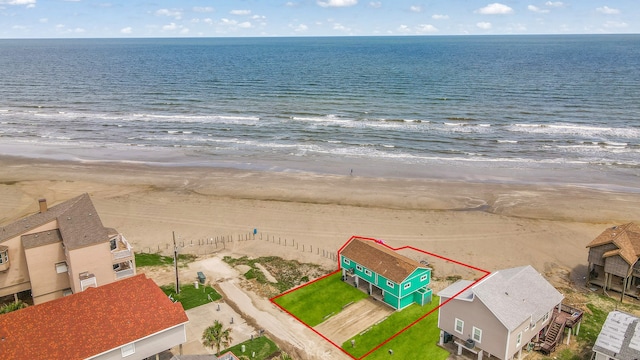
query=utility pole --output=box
[173,231,180,294]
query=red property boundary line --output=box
[270,235,491,360]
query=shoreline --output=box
[2,155,639,278]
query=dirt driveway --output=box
[314,298,394,345]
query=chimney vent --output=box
[38,198,47,213]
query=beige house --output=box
[0,274,188,360]
[437,266,564,360]
[0,193,135,304]
[586,222,640,296]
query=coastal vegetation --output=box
[221,335,279,360]
[135,252,196,267]
[160,283,221,310]
[202,320,233,356]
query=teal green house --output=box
[339,237,432,310]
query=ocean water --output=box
[0,35,639,189]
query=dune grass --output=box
[272,272,368,327]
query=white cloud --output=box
[120,27,132,34]
[238,22,252,28]
[291,23,308,32]
[477,3,513,15]
[545,1,563,7]
[332,22,351,31]
[317,0,357,8]
[477,21,492,29]
[12,25,27,30]
[410,5,422,13]
[163,23,178,31]
[369,1,381,8]
[180,28,189,34]
[39,17,47,23]
[0,0,35,5]
[397,24,411,33]
[432,14,449,20]
[596,6,620,15]
[416,24,438,33]
[193,7,214,13]
[204,18,213,25]
[230,9,251,15]
[285,2,298,7]
[603,20,628,28]
[528,5,549,13]
[156,9,182,20]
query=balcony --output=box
[110,234,133,262]
[114,260,135,280]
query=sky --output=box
[0,0,637,38]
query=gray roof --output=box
[593,311,640,360]
[1,193,111,250]
[439,265,564,332]
[22,229,63,249]
[438,280,474,300]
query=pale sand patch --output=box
[255,263,278,283]
[2,156,639,280]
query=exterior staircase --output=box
[541,317,565,354]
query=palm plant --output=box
[201,320,232,356]
[0,300,27,314]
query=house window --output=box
[0,248,8,264]
[121,343,135,357]
[356,265,363,271]
[455,318,464,334]
[386,280,394,288]
[420,274,428,282]
[343,258,350,265]
[364,269,372,276]
[516,332,522,347]
[404,282,412,290]
[55,262,68,274]
[472,327,482,343]
[542,312,549,322]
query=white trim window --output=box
[343,258,350,265]
[386,280,395,288]
[472,327,482,343]
[420,274,428,282]
[121,343,135,357]
[516,332,522,347]
[455,318,464,334]
[55,262,68,274]
[404,282,411,290]
[356,264,363,271]
[364,269,372,276]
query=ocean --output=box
[1,35,639,190]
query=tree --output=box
[201,320,232,356]
[0,300,27,314]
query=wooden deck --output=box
[536,304,583,355]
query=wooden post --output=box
[173,232,180,294]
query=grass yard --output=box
[161,283,222,310]
[135,252,196,267]
[221,335,279,360]
[342,297,448,360]
[272,272,368,327]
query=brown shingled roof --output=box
[0,274,188,360]
[587,222,640,266]
[21,229,63,249]
[340,237,424,283]
[0,193,112,250]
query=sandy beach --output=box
[2,155,639,280]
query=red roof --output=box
[0,274,188,360]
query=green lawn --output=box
[221,336,279,360]
[135,252,196,267]
[342,297,448,360]
[161,283,222,310]
[272,272,368,326]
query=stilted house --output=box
[586,222,640,296]
[339,236,432,310]
[437,266,580,360]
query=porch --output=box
[111,234,134,262]
[588,265,640,298]
[342,272,390,307]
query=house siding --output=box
[588,244,617,266]
[438,295,509,359]
[89,324,187,360]
[24,241,70,304]
[341,254,431,310]
[604,255,631,278]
